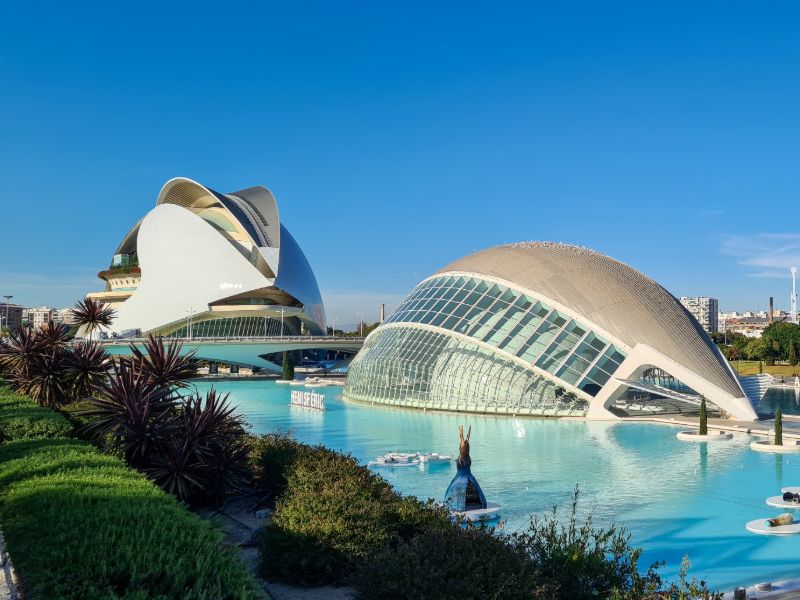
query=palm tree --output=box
[71,297,116,339]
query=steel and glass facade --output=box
[345,242,758,420]
[346,273,627,416]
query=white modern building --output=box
[89,177,326,340]
[345,243,763,421]
[679,296,719,334]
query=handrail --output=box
[93,336,366,345]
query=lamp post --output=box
[332,315,340,339]
[280,307,285,339]
[356,311,364,337]
[3,295,11,333]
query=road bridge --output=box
[99,336,365,371]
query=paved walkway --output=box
[0,529,19,600]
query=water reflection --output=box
[201,379,800,590]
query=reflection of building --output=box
[345,242,757,420]
[680,297,718,333]
[88,177,326,338]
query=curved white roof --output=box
[439,242,743,399]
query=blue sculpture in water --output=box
[444,425,487,511]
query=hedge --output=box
[0,388,261,599]
[0,388,72,440]
[255,434,450,585]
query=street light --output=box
[4,295,12,333]
[356,311,364,337]
[280,307,285,339]
[332,315,340,339]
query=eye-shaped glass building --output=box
[89,177,326,340]
[344,242,759,421]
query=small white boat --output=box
[368,452,420,467]
[454,502,502,522]
[418,452,452,465]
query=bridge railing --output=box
[94,335,366,345]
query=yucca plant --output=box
[66,341,112,402]
[36,320,73,350]
[146,388,249,504]
[71,297,116,339]
[0,326,41,390]
[24,348,71,408]
[81,359,178,467]
[131,334,198,389]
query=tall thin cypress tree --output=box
[699,397,708,436]
[282,351,294,381]
[775,408,783,446]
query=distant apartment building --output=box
[23,306,57,329]
[680,296,719,333]
[55,308,76,326]
[1,303,23,333]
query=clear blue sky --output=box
[2,2,799,324]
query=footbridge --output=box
[99,336,365,371]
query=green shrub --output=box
[0,391,72,440]
[247,432,315,502]
[258,438,450,585]
[354,525,548,600]
[0,436,259,599]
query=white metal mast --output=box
[792,267,798,324]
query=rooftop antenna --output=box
[792,267,798,325]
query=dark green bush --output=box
[0,390,72,439]
[0,436,259,599]
[258,438,450,585]
[247,432,315,502]
[355,524,548,600]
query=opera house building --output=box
[89,177,326,339]
[344,242,762,421]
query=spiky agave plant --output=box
[0,326,41,391]
[71,297,116,339]
[80,359,178,468]
[131,334,198,390]
[66,341,112,402]
[146,388,249,503]
[36,320,73,350]
[24,348,71,408]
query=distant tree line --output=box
[711,322,800,366]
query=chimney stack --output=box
[380,303,385,323]
[770,296,774,324]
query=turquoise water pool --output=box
[194,379,800,590]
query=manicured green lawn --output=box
[0,387,261,599]
[730,360,800,377]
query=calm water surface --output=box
[194,380,800,590]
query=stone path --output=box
[0,529,19,600]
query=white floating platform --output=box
[274,380,291,384]
[766,496,800,509]
[782,486,800,494]
[746,518,800,535]
[367,460,420,467]
[676,430,733,442]
[750,440,800,454]
[454,502,502,522]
